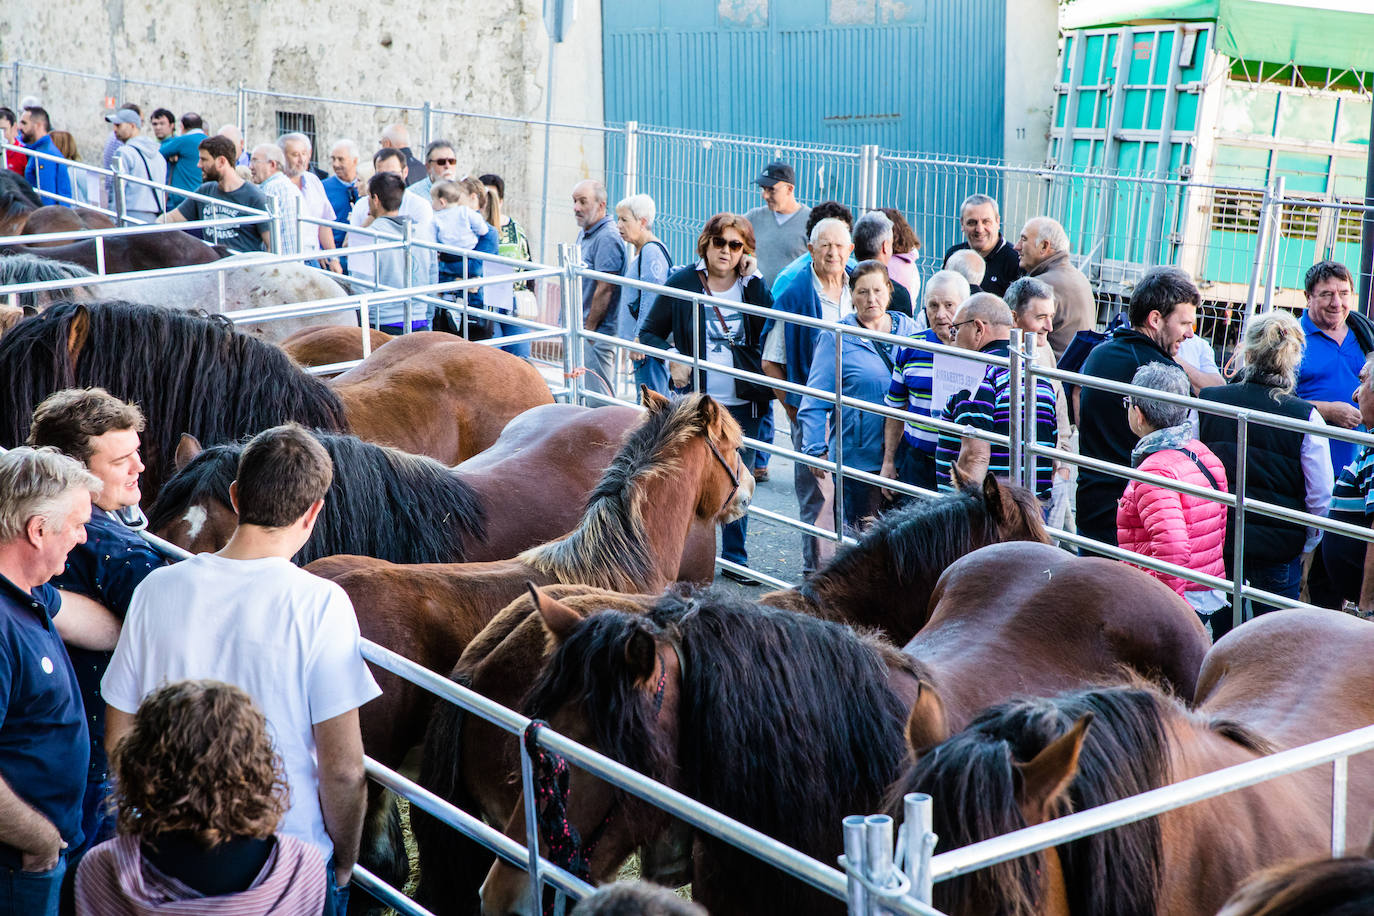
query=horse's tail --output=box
[415,670,491,916]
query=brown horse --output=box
[308,392,751,889]
[759,473,1049,644]
[0,228,226,271]
[475,586,920,916]
[1216,855,1374,916]
[900,540,1211,749]
[0,170,39,236]
[152,403,716,579]
[888,608,1374,916]
[21,204,115,239]
[328,331,554,465]
[280,324,392,370]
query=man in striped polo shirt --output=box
[934,293,1059,500]
[881,271,972,497]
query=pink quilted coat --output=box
[1116,439,1229,596]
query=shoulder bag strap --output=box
[1171,448,1221,491]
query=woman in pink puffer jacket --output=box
[1117,363,1229,618]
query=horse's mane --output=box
[148,432,486,565]
[0,300,348,501]
[806,481,1033,599]
[0,254,94,306]
[0,170,39,223]
[887,684,1268,916]
[518,394,722,591]
[525,589,910,881]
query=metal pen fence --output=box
[7,113,1374,913]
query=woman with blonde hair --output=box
[1198,310,1332,625]
[76,680,325,915]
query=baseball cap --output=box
[753,160,796,188]
[104,109,140,126]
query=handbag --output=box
[707,300,772,404]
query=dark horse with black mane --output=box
[476,587,918,916]
[148,433,486,566]
[0,300,348,502]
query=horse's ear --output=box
[527,582,582,642]
[623,627,658,684]
[65,303,91,363]
[905,680,950,755]
[642,388,671,414]
[1014,712,1093,825]
[981,471,1003,510]
[174,434,203,471]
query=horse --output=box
[1216,855,1374,916]
[0,252,356,342]
[0,169,39,236]
[887,608,1374,916]
[21,204,115,238]
[474,586,919,916]
[148,432,487,566]
[281,325,392,370]
[306,391,752,892]
[900,540,1211,749]
[151,403,717,581]
[0,300,348,503]
[0,227,226,272]
[326,331,554,465]
[759,472,1050,644]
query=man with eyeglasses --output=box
[410,140,460,201]
[1296,260,1372,477]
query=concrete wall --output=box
[0,0,604,258]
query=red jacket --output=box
[1117,438,1229,596]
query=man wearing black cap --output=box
[745,160,811,289]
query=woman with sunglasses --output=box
[796,260,919,534]
[640,213,774,580]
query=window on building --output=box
[275,111,318,165]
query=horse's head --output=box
[146,434,240,553]
[479,584,683,916]
[955,470,1050,546]
[643,388,754,526]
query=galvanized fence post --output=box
[623,120,639,199]
[518,736,544,916]
[859,145,880,212]
[1263,176,1286,312]
[842,815,868,915]
[236,81,247,140]
[1006,328,1025,489]
[833,323,846,537]
[111,158,127,227]
[1333,756,1349,856]
[1021,331,1039,494]
[902,793,936,905]
[422,101,433,152]
[562,243,583,405]
[401,218,414,331]
[1230,412,1249,629]
[1244,178,1278,317]
[265,195,283,256]
[9,61,18,111]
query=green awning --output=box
[1062,0,1374,73]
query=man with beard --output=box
[157,134,270,253]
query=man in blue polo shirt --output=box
[27,389,166,866]
[0,447,103,915]
[572,178,625,400]
[1295,260,1371,478]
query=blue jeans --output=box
[72,778,115,859]
[0,855,65,916]
[632,356,669,399]
[1242,556,1302,618]
[754,410,774,470]
[324,858,350,916]
[721,405,762,566]
[491,310,532,358]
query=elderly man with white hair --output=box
[0,447,105,915]
[881,269,972,496]
[1015,216,1095,359]
[322,138,362,250]
[280,132,342,271]
[248,142,303,254]
[763,216,855,574]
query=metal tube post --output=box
[902,793,935,905]
[690,296,703,395]
[9,61,18,111]
[833,324,846,537]
[1231,413,1249,629]
[422,101,433,152]
[560,243,582,405]
[1243,180,1276,318]
[538,36,558,262]
[863,815,895,915]
[460,251,470,339]
[623,120,639,198]
[1021,331,1038,493]
[265,195,283,256]
[95,236,106,276]
[1333,756,1349,856]
[518,739,544,916]
[236,81,247,140]
[111,158,127,228]
[402,219,415,331]
[859,145,880,212]
[1007,328,1025,488]
[1263,176,1286,312]
[843,815,868,915]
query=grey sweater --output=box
[745,203,812,287]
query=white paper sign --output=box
[930,351,991,419]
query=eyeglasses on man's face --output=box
[429,157,457,166]
[949,319,978,335]
[709,236,745,252]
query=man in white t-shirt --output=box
[102,424,380,916]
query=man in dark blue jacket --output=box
[1076,267,1200,551]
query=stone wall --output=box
[0,0,608,258]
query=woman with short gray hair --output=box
[1117,363,1231,634]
